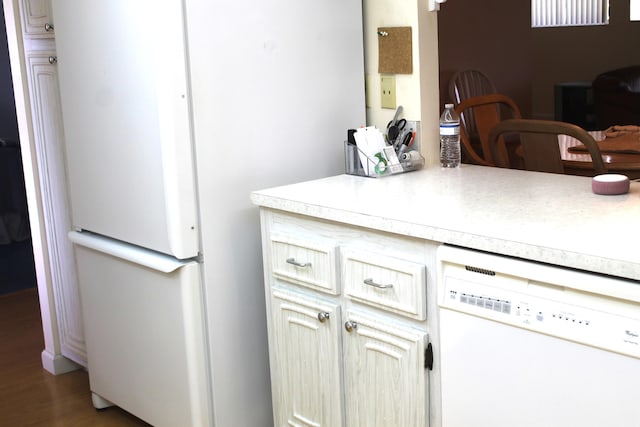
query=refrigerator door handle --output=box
[69,231,196,273]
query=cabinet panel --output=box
[271,288,344,427]
[26,51,86,365]
[19,0,54,37]
[343,311,428,427]
[271,234,339,294]
[343,247,426,320]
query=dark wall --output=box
[0,3,19,141]
[437,0,532,118]
[437,0,640,121]
[531,0,640,119]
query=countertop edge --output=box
[250,191,640,282]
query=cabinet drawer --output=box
[271,235,339,294]
[342,248,426,320]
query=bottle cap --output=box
[445,103,454,108]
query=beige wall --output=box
[437,0,640,121]
[364,0,441,166]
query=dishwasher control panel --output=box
[438,247,640,360]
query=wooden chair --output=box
[448,69,497,106]
[448,70,497,150]
[488,119,607,175]
[454,94,522,166]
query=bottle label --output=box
[440,124,460,136]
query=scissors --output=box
[386,118,406,146]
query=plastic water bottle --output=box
[440,103,460,168]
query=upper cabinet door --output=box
[51,0,199,259]
[19,0,55,37]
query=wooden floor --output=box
[0,289,150,426]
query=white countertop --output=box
[251,165,640,281]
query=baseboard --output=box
[41,350,82,375]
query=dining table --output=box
[560,130,640,179]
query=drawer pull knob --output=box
[364,278,393,289]
[286,257,311,268]
[317,312,330,323]
[344,320,358,332]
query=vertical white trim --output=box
[2,0,72,374]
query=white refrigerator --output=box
[51,1,365,426]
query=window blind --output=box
[632,0,640,21]
[532,0,609,27]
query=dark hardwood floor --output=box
[0,288,150,426]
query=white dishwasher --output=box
[437,245,640,427]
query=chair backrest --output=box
[454,94,522,166]
[448,70,498,149]
[448,69,497,105]
[488,119,607,175]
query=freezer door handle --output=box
[69,231,196,273]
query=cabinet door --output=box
[271,288,344,427]
[343,311,428,427]
[19,0,54,37]
[26,51,86,366]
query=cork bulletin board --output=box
[377,26,412,74]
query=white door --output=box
[343,311,428,427]
[271,287,344,427]
[51,0,198,258]
[70,231,211,427]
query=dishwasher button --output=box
[502,303,511,314]
[536,312,544,321]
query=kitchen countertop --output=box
[251,165,640,281]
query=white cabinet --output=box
[261,210,434,426]
[25,51,85,366]
[271,288,343,427]
[343,311,428,427]
[19,0,54,38]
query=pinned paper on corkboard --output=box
[377,26,412,74]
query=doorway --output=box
[0,2,36,296]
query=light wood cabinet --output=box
[271,288,343,427]
[343,311,428,427]
[19,0,54,38]
[16,0,86,370]
[25,51,85,366]
[260,210,435,426]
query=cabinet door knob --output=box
[286,257,311,268]
[44,23,54,32]
[317,312,330,323]
[48,56,58,65]
[364,278,393,289]
[344,320,358,332]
